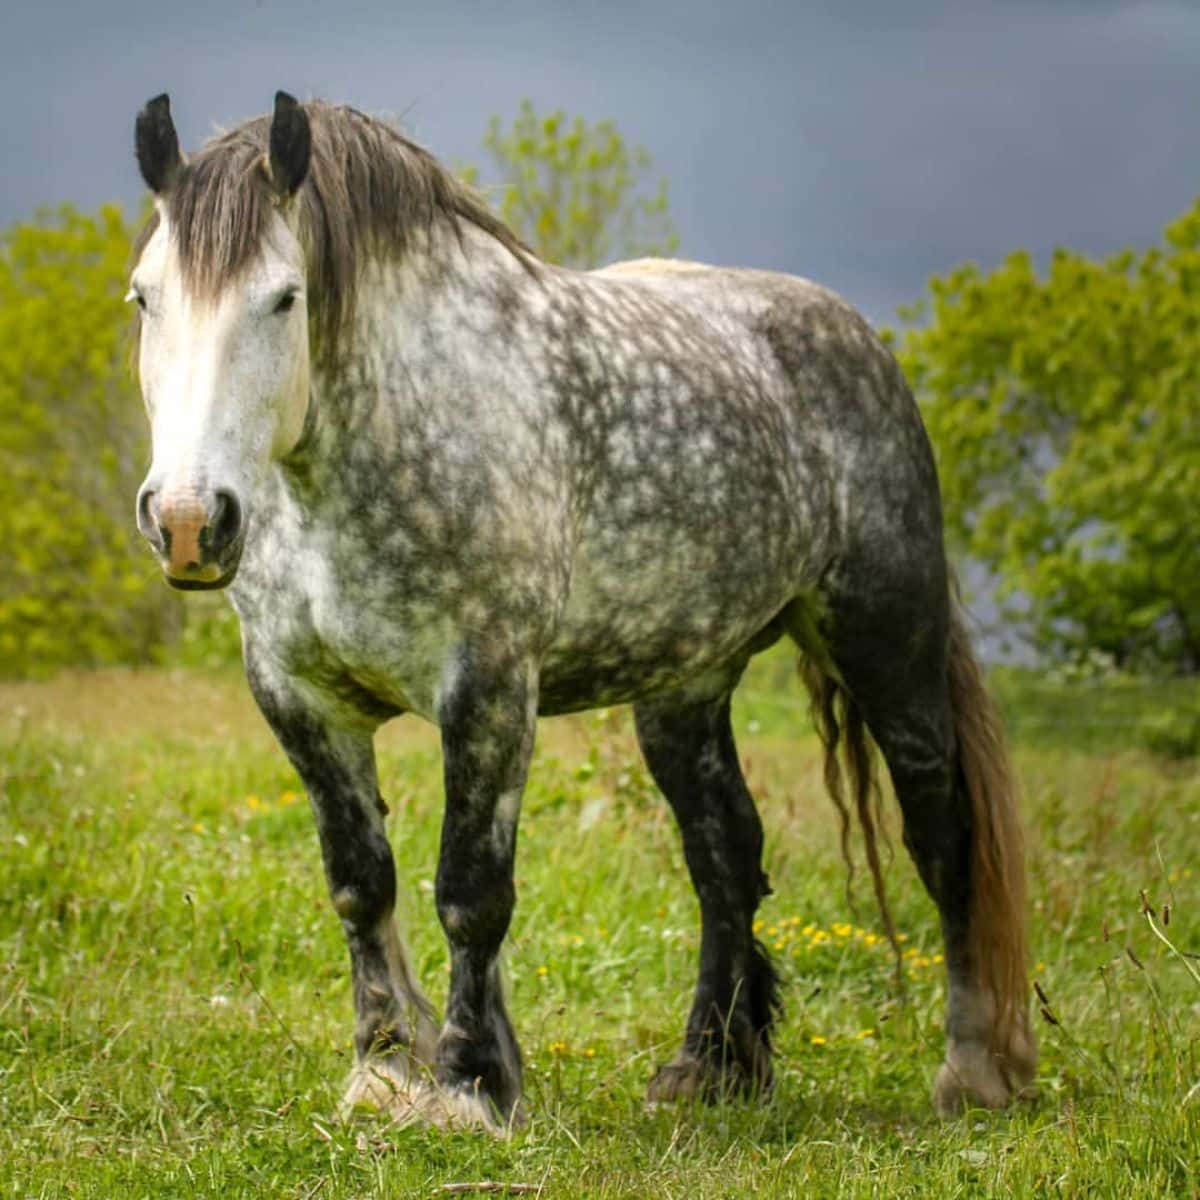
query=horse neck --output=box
[293,223,537,486]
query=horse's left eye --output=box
[274,289,298,314]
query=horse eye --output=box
[274,289,298,315]
[125,288,147,312]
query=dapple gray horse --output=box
[129,92,1034,1130]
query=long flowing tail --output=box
[946,608,1029,1052]
[799,607,1030,1054]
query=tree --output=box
[469,99,679,268]
[892,202,1200,673]
[0,205,178,675]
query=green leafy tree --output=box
[0,205,178,675]
[469,99,679,267]
[893,203,1200,673]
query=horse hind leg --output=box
[633,682,779,1103]
[794,585,1035,1115]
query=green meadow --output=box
[1,657,1198,1197]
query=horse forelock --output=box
[131,101,536,366]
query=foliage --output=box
[1139,704,1200,761]
[468,99,679,267]
[893,202,1200,673]
[0,205,178,676]
[171,593,243,670]
[1,663,1199,1196]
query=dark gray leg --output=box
[431,650,538,1128]
[634,686,779,1102]
[244,663,438,1114]
[817,580,1034,1114]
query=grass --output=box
[1,656,1198,1197]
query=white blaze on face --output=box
[131,203,310,575]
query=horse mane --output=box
[132,100,537,364]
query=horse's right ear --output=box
[136,94,183,194]
[267,91,311,199]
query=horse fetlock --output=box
[354,1014,437,1065]
[932,1026,1037,1117]
[648,1033,773,1105]
[434,1023,523,1121]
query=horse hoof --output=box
[646,1054,772,1105]
[342,1058,520,1136]
[932,1035,1036,1117]
[647,1057,709,1104]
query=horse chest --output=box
[236,523,463,721]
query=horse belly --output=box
[537,545,795,714]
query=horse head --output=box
[130,92,312,589]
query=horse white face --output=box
[131,211,309,588]
[132,91,313,589]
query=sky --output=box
[2,0,1198,324]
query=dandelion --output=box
[810,1035,827,1046]
[548,1041,568,1057]
[537,965,549,977]
[584,1047,596,1059]
[246,795,262,811]
[192,823,205,834]
[854,1028,875,1040]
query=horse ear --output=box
[268,91,311,199]
[136,93,183,194]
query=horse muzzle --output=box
[136,480,245,590]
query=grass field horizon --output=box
[2,656,1198,1197]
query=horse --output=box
[128,91,1035,1131]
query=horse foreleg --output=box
[429,649,537,1132]
[634,685,779,1104]
[245,665,438,1117]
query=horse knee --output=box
[331,872,394,931]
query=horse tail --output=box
[946,605,1029,1052]
[796,655,902,981]
[798,605,1029,1051]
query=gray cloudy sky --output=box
[3,0,1198,322]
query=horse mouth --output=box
[166,567,239,591]
[163,551,242,591]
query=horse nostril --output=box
[209,489,243,557]
[136,488,164,551]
